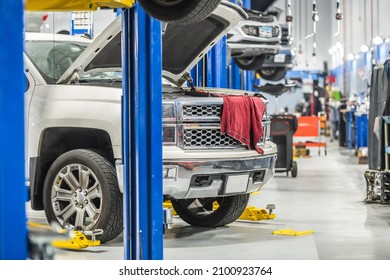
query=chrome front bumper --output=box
[163,154,277,199]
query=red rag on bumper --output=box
[220,95,266,154]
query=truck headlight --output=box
[163,126,176,144]
[242,25,259,36]
[162,103,175,119]
[162,102,176,144]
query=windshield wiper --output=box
[78,78,122,85]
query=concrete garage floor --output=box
[27,141,390,260]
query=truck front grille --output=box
[183,128,241,148]
[182,105,221,118]
[181,120,270,150]
[175,101,270,150]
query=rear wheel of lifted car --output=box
[171,194,250,227]
[257,67,288,81]
[43,149,123,243]
[138,0,221,24]
[234,56,265,71]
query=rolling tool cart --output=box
[364,116,390,203]
[345,108,356,150]
[338,101,347,147]
[270,114,298,177]
[294,116,328,156]
[254,83,298,177]
[355,112,368,149]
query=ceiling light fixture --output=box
[347,53,355,60]
[373,36,384,45]
[360,44,369,53]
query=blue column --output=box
[207,36,227,88]
[190,58,204,87]
[197,58,205,87]
[190,67,197,86]
[230,0,250,8]
[241,70,251,91]
[229,59,242,89]
[0,0,27,259]
[242,0,251,9]
[244,70,253,91]
[122,5,163,260]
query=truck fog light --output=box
[163,166,177,180]
[253,171,265,183]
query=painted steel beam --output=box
[229,59,242,89]
[207,37,228,88]
[0,0,27,260]
[242,0,251,9]
[122,6,163,260]
[190,58,205,87]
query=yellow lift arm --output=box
[25,0,135,11]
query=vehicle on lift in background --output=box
[25,0,222,25]
[24,2,277,243]
[256,24,295,81]
[138,0,222,24]
[227,8,281,71]
[227,0,295,81]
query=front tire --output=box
[138,0,221,24]
[43,149,123,243]
[171,194,250,227]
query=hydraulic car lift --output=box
[28,222,102,250]
[163,201,276,222]
[272,229,314,236]
[239,204,276,221]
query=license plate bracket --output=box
[274,54,286,63]
[225,174,249,194]
[259,26,272,38]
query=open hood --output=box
[58,1,247,86]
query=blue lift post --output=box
[0,0,27,259]
[229,60,242,89]
[207,37,228,88]
[190,58,204,87]
[122,5,163,260]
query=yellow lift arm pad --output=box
[25,0,135,11]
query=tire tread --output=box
[172,194,250,227]
[43,149,123,243]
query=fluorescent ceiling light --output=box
[347,53,355,60]
[373,36,384,45]
[360,44,369,53]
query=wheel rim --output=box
[237,57,255,66]
[152,0,184,7]
[180,198,222,218]
[50,164,103,231]
[260,67,276,76]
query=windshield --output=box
[79,70,122,82]
[25,40,88,84]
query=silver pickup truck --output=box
[24,2,277,242]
